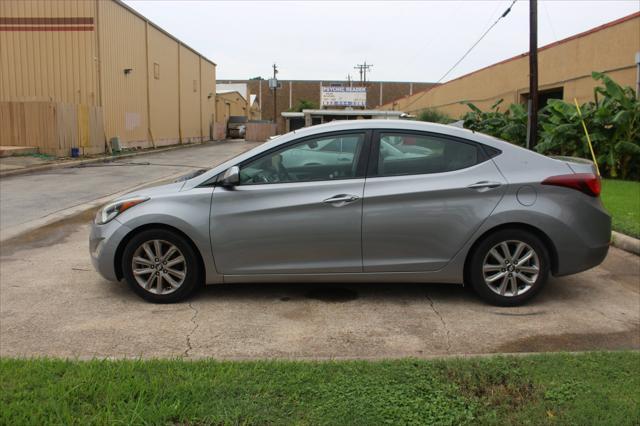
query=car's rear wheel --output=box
[122,228,201,303]
[468,229,550,306]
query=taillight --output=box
[541,173,601,197]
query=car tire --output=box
[468,228,550,307]
[122,228,202,303]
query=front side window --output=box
[377,132,480,176]
[239,133,365,184]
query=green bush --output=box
[416,108,455,124]
[461,73,640,179]
[288,99,318,112]
[462,99,528,147]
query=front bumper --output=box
[89,219,132,282]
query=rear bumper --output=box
[553,243,609,277]
[552,195,611,276]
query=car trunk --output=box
[550,156,598,175]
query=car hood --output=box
[115,181,186,201]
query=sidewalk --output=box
[0,140,224,177]
[0,140,260,242]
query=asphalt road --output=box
[0,141,259,237]
[1,213,638,359]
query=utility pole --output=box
[527,0,539,150]
[270,63,279,124]
[354,61,373,86]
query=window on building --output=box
[153,63,160,80]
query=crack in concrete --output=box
[426,293,452,353]
[184,302,199,358]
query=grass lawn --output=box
[1,352,638,425]
[601,179,640,238]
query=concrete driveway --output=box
[0,140,259,239]
[1,214,638,359]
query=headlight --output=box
[95,197,149,225]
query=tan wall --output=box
[383,14,640,118]
[178,46,201,142]
[1,0,217,152]
[200,59,216,140]
[98,0,148,146]
[0,101,104,156]
[0,0,99,105]
[215,92,248,126]
[147,24,180,145]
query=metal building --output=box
[0,0,217,155]
[381,12,640,118]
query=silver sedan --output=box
[90,120,611,306]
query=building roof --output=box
[216,83,248,100]
[114,0,216,66]
[216,90,245,101]
[382,11,640,108]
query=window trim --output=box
[368,129,494,178]
[231,130,373,186]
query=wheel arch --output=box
[463,222,559,284]
[114,223,206,282]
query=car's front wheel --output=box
[468,229,550,306]
[122,228,202,303]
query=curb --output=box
[0,140,227,178]
[611,231,640,256]
[0,170,188,244]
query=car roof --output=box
[289,119,483,141]
[183,119,545,189]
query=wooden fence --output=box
[0,102,105,157]
[245,122,277,142]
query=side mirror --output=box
[220,166,240,187]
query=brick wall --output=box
[220,79,436,122]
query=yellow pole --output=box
[574,98,600,176]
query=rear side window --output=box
[376,132,480,177]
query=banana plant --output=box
[590,71,640,179]
[462,99,528,147]
[462,73,639,179]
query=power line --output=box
[399,0,518,113]
[542,0,558,42]
[354,61,373,85]
[436,0,518,84]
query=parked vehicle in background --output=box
[90,120,611,306]
[227,116,247,139]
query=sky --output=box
[123,0,639,83]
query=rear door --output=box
[362,130,506,272]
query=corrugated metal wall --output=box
[98,0,148,145]
[179,46,201,142]
[147,24,180,145]
[0,0,99,105]
[0,0,217,151]
[200,58,216,140]
[381,13,640,117]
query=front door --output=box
[211,131,369,275]
[363,131,506,272]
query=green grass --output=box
[601,179,640,238]
[1,352,638,425]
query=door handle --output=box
[323,194,360,204]
[467,181,502,189]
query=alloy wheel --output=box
[131,239,187,295]
[482,240,540,297]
